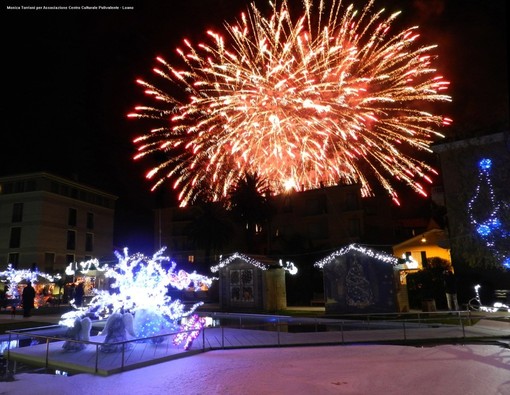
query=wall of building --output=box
[393,229,451,269]
[0,173,117,272]
[432,132,509,268]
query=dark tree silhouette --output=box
[187,200,233,269]
[228,172,275,253]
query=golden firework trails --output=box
[128,0,451,206]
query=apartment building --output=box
[0,172,117,272]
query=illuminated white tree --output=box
[60,248,216,349]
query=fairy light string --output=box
[467,158,510,269]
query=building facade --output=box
[155,183,368,269]
[0,172,117,272]
[392,227,451,269]
[432,131,510,268]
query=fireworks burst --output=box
[128,0,451,206]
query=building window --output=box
[421,251,427,267]
[282,195,293,213]
[44,253,55,273]
[305,195,327,216]
[348,218,360,237]
[68,208,77,227]
[67,230,76,250]
[230,269,254,302]
[14,182,24,193]
[86,212,94,229]
[85,233,94,252]
[8,253,19,269]
[308,220,329,240]
[345,192,359,210]
[188,255,195,263]
[9,227,21,248]
[12,203,24,222]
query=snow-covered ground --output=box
[2,343,509,395]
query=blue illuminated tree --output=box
[468,158,510,269]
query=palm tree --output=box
[187,200,233,270]
[228,172,275,253]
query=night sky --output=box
[3,0,508,252]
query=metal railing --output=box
[3,310,508,376]
[4,327,201,375]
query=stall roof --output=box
[210,252,279,273]
[314,244,399,269]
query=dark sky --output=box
[3,0,508,252]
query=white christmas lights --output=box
[472,284,510,313]
[211,253,270,273]
[314,244,399,269]
[0,264,61,299]
[279,259,298,275]
[211,252,297,275]
[58,247,215,347]
[65,258,108,276]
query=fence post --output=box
[95,344,99,373]
[277,318,280,346]
[202,326,206,351]
[221,326,225,349]
[459,311,466,338]
[45,338,50,369]
[121,343,125,371]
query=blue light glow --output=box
[468,157,509,269]
[476,224,491,237]
[478,158,492,170]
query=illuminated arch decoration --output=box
[468,158,510,269]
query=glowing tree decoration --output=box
[468,158,510,269]
[129,0,451,206]
[173,314,206,350]
[59,248,215,348]
[345,257,374,308]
